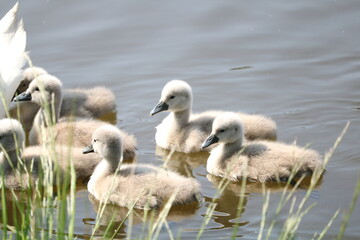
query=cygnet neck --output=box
[222,137,244,159]
[102,148,123,173]
[34,93,62,127]
[171,107,191,128]
[0,148,21,170]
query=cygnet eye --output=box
[34,87,40,92]
[169,95,175,99]
[219,129,225,133]
[93,139,97,143]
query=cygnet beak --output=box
[150,101,169,116]
[201,134,219,149]
[82,144,95,154]
[11,89,22,101]
[13,91,32,102]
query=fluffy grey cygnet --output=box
[10,66,116,131]
[150,80,277,153]
[13,74,136,161]
[83,125,201,209]
[202,113,323,182]
[0,119,101,189]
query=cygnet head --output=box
[83,125,123,162]
[201,113,244,149]
[13,74,62,106]
[16,67,48,95]
[0,119,25,152]
[150,80,193,116]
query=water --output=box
[1,0,360,239]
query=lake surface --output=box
[1,0,360,239]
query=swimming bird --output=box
[10,66,117,131]
[13,74,136,161]
[0,118,102,189]
[150,80,277,153]
[0,3,26,119]
[201,113,322,182]
[83,125,200,209]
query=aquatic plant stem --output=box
[336,174,360,240]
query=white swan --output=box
[13,74,137,161]
[201,113,323,182]
[0,118,102,189]
[0,3,26,119]
[83,125,201,209]
[150,80,277,153]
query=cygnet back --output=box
[150,80,277,153]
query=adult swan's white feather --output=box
[0,2,27,118]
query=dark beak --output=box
[82,144,94,154]
[11,89,21,101]
[201,134,219,149]
[13,91,32,102]
[150,101,169,116]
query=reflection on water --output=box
[203,185,248,231]
[86,194,199,239]
[155,145,324,235]
[204,173,323,231]
[207,174,323,196]
[155,146,208,177]
[97,111,118,125]
[0,184,89,232]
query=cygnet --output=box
[10,66,116,131]
[150,80,277,153]
[83,125,201,209]
[13,74,136,161]
[0,118,101,189]
[201,113,322,182]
